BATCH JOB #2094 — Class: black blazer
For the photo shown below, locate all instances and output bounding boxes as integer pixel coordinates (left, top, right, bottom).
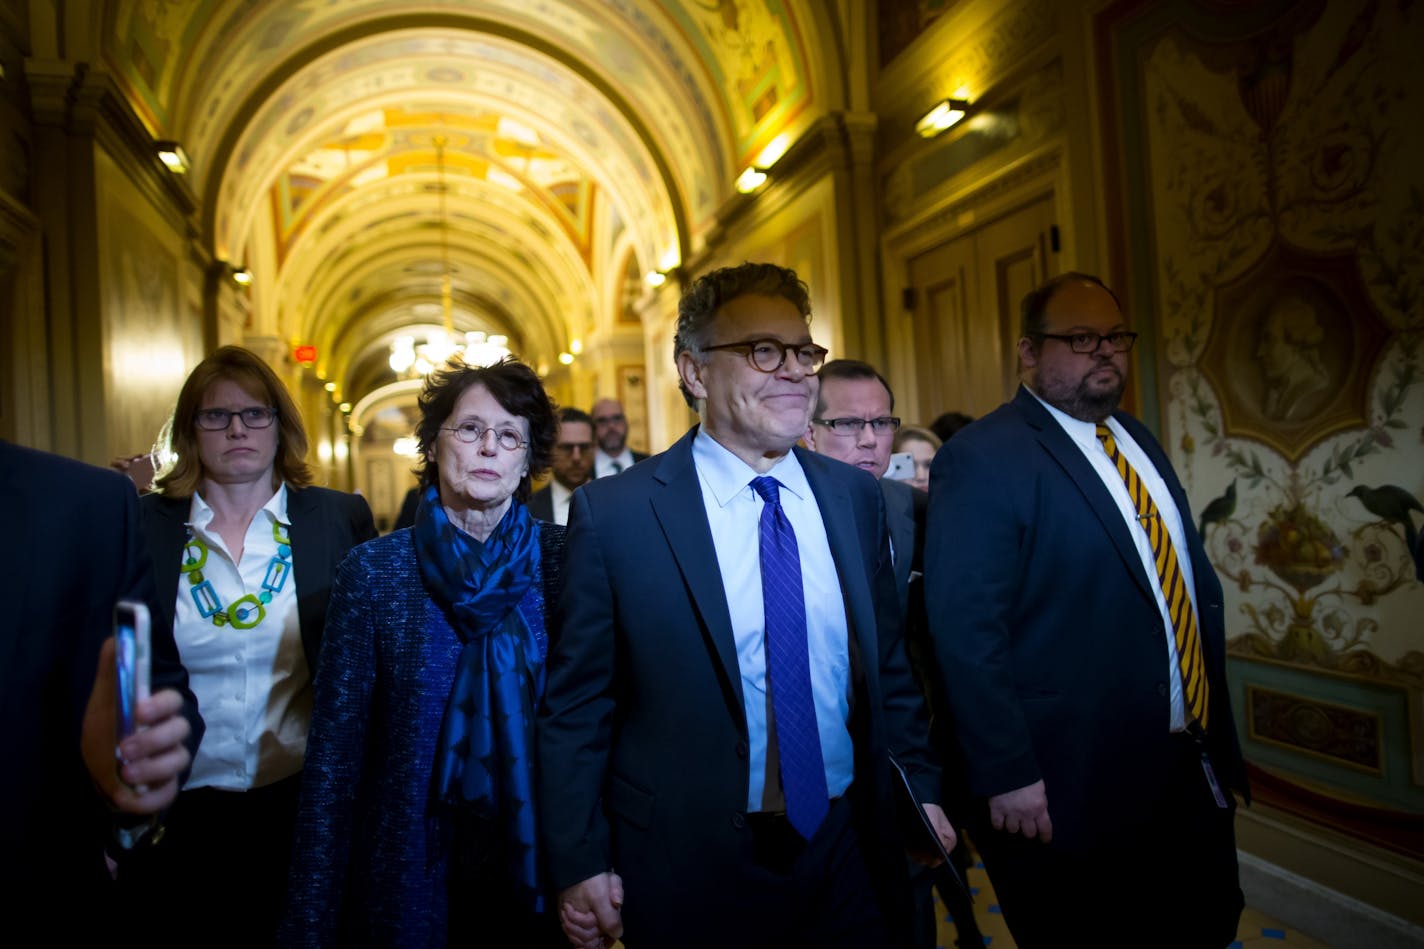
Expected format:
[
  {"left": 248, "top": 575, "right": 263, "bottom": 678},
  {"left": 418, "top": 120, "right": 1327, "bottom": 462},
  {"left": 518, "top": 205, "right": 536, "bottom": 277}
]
[
  {"left": 925, "top": 387, "right": 1245, "bottom": 850},
  {"left": 0, "top": 441, "right": 202, "bottom": 929},
  {"left": 526, "top": 484, "right": 556, "bottom": 523},
  {"left": 140, "top": 485, "right": 377, "bottom": 670},
  {"left": 537, "top": 427, "right": 938, "bottom": 946}
]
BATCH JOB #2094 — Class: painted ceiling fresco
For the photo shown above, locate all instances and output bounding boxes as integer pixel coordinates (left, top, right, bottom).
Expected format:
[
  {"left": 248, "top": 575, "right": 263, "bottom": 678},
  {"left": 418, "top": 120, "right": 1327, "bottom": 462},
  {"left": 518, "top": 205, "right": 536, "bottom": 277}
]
[{"left": 98, "top": 0, "right": 818, "bottom": 390}]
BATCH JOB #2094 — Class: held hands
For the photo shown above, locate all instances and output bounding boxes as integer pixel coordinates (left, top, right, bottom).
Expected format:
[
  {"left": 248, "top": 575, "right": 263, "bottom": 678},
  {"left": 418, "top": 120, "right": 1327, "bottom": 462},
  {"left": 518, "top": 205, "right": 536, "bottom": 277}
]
[
  {"left": 559, "top": 871, "right": 624, "bottom": 949},
  {"left": 81, "top": 636, "right": 192, "bottom": 814},
  {"left": 988, "top": 779, "right": 1052, "bottom": 843}
]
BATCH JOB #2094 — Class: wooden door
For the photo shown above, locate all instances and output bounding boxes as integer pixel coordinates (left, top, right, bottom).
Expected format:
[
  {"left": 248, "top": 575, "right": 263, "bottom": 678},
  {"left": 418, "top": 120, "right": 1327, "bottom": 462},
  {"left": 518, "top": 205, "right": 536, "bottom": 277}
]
[{"left": 905, "top": 194, "right": 1057, "bottom": 423}]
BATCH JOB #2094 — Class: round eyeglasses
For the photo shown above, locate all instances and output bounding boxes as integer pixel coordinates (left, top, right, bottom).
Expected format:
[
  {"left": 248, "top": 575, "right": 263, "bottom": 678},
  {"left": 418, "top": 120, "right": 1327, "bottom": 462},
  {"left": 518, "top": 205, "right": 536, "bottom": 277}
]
[
  {"left": 195, "top": 407, "right": 278, "bottom": 431},
  {"left": 441, "top": 422, "right": 528, "bottom": 451},
  {"left": 700, "top": 338, "right": 828, "bottom": 374}
]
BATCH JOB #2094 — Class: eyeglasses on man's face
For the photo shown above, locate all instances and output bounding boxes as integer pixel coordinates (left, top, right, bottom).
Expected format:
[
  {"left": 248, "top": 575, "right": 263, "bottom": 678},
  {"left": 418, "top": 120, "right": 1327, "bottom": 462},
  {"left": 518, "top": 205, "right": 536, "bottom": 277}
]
[
  {"left": 442, "top": 421, "right": 527, "bottom": 451},
  {"left": 195, "top": 407, "right": 278, "bottom": 431},
  {"left": 701, "top": 338, "right": 829, "bottom": 374},
  {"left": 812, "top": 416, "right": 901, "bottom": 436},
  {"left": 1033, "top": 330, "right": 1139, "bottom": 354}
]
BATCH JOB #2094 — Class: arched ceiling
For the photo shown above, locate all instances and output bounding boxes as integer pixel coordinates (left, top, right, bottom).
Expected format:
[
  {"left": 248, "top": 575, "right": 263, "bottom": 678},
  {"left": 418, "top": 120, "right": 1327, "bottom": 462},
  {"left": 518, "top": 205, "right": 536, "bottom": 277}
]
[{"left": 98, "top": 0, "right": 826, "bottom": 407}]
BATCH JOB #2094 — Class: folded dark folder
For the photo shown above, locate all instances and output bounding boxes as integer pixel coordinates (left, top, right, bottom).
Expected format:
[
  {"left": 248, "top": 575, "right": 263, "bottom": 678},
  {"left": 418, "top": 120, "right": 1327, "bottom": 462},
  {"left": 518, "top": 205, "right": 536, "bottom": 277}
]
[{"left": 888, "top": 751, "right": 970, "bottom": 899}]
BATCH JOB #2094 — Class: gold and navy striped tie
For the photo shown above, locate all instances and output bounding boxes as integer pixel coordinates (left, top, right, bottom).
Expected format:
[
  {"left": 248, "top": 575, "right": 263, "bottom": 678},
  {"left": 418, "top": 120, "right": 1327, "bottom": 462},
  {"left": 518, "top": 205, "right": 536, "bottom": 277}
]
[{"left": 1096, "top": 423, "right": 1209, "bottom": 729}]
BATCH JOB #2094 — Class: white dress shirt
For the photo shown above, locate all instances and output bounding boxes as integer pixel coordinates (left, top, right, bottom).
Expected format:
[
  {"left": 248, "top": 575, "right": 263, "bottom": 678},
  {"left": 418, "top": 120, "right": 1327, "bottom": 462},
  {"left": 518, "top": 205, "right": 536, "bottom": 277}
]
[
  {"left": 176, "top": 484, "right": 311, "bottom": 788},
  {"left": 594, "top": 448, "right": 636, "bottom": 478},
  {"left": 549, "top": 479, "right": 575, "bottom": 525},
  {"left": 1031, "top": 390, "right": 1198, "bottom": 731},
  {"left": 692, "top": 430, "right": 855, "bottom": 811}
]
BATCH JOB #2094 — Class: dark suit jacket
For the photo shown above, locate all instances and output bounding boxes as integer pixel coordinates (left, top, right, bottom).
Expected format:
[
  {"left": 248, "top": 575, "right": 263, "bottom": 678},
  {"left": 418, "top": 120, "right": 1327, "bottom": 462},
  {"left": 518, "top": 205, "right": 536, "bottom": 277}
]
[
  {"left": 527, "top": 484, "right": 555, "bottom": 523},
  {"left": 924, "top": 387, "right": 1245, "bottom": 852},
  {"left": 880, "top": 476, "right": 928, "bottom": 613},
  {"left": 538, "top": 427, "right": 938, "bottom": 946},
  {"left": 140, "top": 485, "right": 377, "bottom": 670},
  {"left": 0, "top": 441, "right": 202, "bottom": 928}
]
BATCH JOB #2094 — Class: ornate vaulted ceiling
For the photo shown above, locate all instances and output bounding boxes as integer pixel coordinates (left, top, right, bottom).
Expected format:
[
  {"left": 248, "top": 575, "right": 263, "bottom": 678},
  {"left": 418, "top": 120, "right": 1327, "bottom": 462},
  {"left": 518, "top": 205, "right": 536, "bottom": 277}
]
[{"left": 93, "top": 0, "right": 828, "bottom": 409}]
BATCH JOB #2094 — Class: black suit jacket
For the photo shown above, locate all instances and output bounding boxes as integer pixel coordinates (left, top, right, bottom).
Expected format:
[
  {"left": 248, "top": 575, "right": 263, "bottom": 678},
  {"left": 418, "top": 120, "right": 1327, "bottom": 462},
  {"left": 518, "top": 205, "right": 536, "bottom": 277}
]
[
  {"left": 0, "top": 441, "right": 202, "bottom": 928},
  {"left": 526, "top": 484, "right": 555, "bottom": 523},
  {"left": 140, "top": 485, "right": 376, "bottom": 670},
  {"left": 924, "top": 387, "right": 1245, "bottom": 851},
  {"left": 880, "top": 476, "right": 927, "bottom": 613},
  {"left": 538, "top": 427, "right": 938, "bottom": 945}
]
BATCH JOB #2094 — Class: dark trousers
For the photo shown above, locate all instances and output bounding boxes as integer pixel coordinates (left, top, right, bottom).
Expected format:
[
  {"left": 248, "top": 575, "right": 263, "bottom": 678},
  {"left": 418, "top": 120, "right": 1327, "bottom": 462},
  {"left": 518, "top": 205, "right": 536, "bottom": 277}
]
[
  {"left": 623, "top": 794, "right": 890, "bottom": 949},
  {"left": 118, "top": 774, "right": 302, "bottom": 948},
  {"left": 909, "top": 832, "right": 984, "bottom": 949},
  {"left": 974, "top": 735, "right": 1243, "bottom": 949}
]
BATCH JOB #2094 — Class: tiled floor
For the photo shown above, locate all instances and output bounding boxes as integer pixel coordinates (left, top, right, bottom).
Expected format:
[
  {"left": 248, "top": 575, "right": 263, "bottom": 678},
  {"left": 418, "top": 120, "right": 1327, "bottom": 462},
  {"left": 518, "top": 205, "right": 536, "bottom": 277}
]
[{"left": 935, "top": 854, "right": 1332, "bottom": 948}]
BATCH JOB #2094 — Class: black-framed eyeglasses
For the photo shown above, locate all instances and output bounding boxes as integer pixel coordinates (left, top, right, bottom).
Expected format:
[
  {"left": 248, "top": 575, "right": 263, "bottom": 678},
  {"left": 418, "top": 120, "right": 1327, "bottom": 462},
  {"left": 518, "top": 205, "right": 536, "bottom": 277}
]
[
  {"left": 441, "top": 422, "right": 527, "bottom": 451},
  {"left": 1033, "top": 331, "right": 1139, "bottom": 353},
  {"left": 701, "top": 338, "right": 828, "bottom": 374},
  {"left": 195, "top": 407, "right": 278, "bottom": 431},
  {"left": 812, "top": 416, "right": 901, "bottom": 436}
]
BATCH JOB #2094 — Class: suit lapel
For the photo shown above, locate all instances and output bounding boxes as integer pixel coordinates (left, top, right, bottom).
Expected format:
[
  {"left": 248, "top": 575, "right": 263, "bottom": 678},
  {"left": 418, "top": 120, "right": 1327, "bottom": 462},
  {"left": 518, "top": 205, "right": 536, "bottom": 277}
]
[
  {"left": 648, "top": 429, "right": 746, "bottom": 720},
  {"left": 284, "top": 487, "right": 327, "bottom": 664},
  {"left": 147, "top": 494, "right": 190, "bottom": 639},
  {"left": 1013, "top": 388, "right": 1157, "bottom": 604},
  {"left": 881, "top": 480, "right": 914, "bottom": 604}
]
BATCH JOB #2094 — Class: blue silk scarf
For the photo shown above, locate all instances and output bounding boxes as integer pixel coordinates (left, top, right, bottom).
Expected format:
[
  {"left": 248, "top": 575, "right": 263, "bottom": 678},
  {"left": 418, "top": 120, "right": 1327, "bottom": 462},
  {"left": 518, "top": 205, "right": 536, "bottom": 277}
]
[{"left": 414, "top": 484, "right": 547, "bottom": 911}]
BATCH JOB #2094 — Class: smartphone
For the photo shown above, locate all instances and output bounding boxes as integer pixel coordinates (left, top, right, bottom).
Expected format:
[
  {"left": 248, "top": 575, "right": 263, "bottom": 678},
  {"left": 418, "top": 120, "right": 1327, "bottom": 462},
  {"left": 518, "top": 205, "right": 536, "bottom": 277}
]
[
  {"left": 114, "top": 599, "right": 151, "bottom": 742},
  {"left": 884, "top": 451, "right": 915, "bottom": 481}
]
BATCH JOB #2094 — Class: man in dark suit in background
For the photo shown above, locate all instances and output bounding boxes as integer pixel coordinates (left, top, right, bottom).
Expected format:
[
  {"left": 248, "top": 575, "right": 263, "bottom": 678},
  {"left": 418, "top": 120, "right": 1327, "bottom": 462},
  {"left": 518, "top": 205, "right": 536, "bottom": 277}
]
[
  {"left": 590, "top": 397, "right": 649, "bottom": 477},
  {"left": 924, "top": 273, "right": 1247, "bottom": 947},
  {"left": 528, "top": 406, "right": 595, "bottom": 524},
  {"left": 804, "top": 358, "right": 982, "bottom": 949},
  {"left": 1, "top": 440, "right": 202, "bottom": 933},
  {"left": 539, "top": 262, "right": 954, "bottom": 949}
]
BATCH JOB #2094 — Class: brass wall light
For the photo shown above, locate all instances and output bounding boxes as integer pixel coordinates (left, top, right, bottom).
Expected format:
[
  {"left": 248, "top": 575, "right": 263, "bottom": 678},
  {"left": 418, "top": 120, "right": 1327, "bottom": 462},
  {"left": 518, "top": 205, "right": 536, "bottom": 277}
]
[
  {"left": 915, "top": 98, "right": 970, "bottom": 138},
  {"left": 155, "top": 141, "right": 191, "bottom": 174},
  {"left": 734, "top": 166, "right": 769, "bottom": 194}
]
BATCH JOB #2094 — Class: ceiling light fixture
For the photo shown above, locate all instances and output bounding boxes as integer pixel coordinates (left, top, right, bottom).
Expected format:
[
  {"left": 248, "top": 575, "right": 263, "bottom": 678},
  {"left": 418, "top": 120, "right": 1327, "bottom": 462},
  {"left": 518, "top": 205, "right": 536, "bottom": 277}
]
[
  {"left": 388, "top": 132, "right": 511, "bottom": 376},
  {"left": 915, "top": 98, "right": 970, "bottom": 138}
]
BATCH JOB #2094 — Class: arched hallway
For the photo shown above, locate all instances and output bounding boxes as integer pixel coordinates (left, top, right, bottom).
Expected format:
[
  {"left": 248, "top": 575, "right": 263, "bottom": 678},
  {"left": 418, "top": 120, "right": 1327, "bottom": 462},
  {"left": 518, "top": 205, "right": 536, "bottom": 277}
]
[{"left": 2, "top": 2, "right": 1421, "bottom": 944}]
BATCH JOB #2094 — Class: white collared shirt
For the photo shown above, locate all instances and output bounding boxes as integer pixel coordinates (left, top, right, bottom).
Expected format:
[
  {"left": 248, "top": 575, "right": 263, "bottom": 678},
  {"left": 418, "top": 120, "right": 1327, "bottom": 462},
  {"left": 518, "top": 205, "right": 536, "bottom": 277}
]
[
  {"left": 1030, "top": 389, "right": 1198, "bottom": 731},
  {"left": 550, "top": 479, "right": 575, "bottom": 525},
  {"left": 176, "top": 484, "right": 310, "bottom": 788},
  {"left": 692, "top": 430, "right": 855, "bottom": 810},
  {"left": 594, "top": 448, "right": 636, "bottom": 479}
]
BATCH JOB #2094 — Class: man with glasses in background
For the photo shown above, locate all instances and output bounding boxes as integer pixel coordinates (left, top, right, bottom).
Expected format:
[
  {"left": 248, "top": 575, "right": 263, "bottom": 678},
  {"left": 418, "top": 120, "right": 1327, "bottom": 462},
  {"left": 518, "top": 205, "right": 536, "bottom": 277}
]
[
  {"left": 528, "top": 406, "right": 595, "bottom": 525},
  {"left": 539, "top": 262, "right": 953, "bottom": 949},
  {"left": 923, "top": 272, "right": 1247, "bottom": 947},
  {"left": 590, "top": 398, "right": 649, "bottom": 477},
  {"left": 803, "top": 359, "right": 983, "bottom": 949}
]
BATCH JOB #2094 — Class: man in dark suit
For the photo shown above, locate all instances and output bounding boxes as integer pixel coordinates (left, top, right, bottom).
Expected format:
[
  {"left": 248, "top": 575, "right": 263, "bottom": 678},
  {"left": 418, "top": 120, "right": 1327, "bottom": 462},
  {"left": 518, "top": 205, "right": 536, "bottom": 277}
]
[
  {"left": 590, "top": 397, "right": 649, "bottom": 477},
  {"left": 528, "top": 406, "right": 595, "bottom": 524},
  {"left": 1, "top": 440, "right": 202, "bottom": 933},
  {"left": 539, "top": 263, "right": 953, "bottom": 949},
  {"left": 924, "top": 273, "right": 1247, "bottom": 947}
]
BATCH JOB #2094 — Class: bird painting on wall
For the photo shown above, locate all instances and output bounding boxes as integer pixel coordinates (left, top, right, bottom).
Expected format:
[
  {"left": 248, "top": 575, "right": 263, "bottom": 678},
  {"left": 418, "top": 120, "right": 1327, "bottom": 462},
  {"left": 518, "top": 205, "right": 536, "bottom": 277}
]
[
  {"left": 1346, "top": 484, "right": 1423, "bottom": 554},
  {"left": 1198, "top": 480, "right": 1237, "bottom": 537}
]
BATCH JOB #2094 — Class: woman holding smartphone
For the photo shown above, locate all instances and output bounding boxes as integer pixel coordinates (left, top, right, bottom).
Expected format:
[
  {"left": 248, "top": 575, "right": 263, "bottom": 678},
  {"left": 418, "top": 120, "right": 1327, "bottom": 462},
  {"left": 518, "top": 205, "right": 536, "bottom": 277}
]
[{"left": 126, "top": 346, "right": 376, "bottom": 944}]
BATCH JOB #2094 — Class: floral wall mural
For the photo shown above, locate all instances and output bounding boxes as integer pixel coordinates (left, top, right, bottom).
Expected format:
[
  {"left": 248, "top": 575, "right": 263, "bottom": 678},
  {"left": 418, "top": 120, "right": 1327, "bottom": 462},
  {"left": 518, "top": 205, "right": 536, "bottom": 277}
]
[{"left": 1110, "top": 0, "right": 1423, "bottom": 823}]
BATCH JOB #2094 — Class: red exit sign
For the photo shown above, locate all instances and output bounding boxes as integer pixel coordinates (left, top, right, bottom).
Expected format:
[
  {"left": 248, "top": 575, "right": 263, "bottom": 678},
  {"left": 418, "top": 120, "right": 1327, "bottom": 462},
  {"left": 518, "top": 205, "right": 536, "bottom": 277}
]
[{"left": 294, "top": 345, "right": 317, "bottom": 365}]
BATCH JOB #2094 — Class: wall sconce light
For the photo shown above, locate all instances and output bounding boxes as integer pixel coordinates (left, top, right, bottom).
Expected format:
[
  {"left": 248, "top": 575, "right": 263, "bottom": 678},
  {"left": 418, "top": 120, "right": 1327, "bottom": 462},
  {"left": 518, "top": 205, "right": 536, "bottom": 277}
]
[
  {"left": 558, "top": 351, "right": 575, "bottom": 366},
  {"left": 230, "top": 266, "right": 253, "bottom": 287},
  {"left": 915, "top": 98, "right": 970, "bottom": 138},
  {"left": 155, "top": 141, "right": 191, "bottom": 174},
  {"left": 735, "top": 166, "right": 768, "bottom": 194},
  {"left": 324, "top": 381, "right": 337, "bottom": 393},
  {"left": 338, "top": 402, "right": 352, "bottom": 414},
  {"left": 644, "top": 270, "right": 667, "bottom": 288}
]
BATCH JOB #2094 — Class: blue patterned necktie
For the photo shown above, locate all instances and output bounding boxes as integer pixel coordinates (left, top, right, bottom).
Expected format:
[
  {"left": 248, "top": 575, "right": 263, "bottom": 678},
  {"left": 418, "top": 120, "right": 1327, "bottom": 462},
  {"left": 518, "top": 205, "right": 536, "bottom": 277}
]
[{"left": 749, "top": 476, "right": 829, "bottom": 840}]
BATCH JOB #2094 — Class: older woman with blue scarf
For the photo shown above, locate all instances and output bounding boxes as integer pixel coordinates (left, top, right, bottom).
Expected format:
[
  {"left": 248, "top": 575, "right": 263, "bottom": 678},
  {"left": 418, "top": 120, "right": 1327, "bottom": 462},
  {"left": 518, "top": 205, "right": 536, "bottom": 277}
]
[{"left": 284, "top": 357, "right": 566, "bottom": 946}]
